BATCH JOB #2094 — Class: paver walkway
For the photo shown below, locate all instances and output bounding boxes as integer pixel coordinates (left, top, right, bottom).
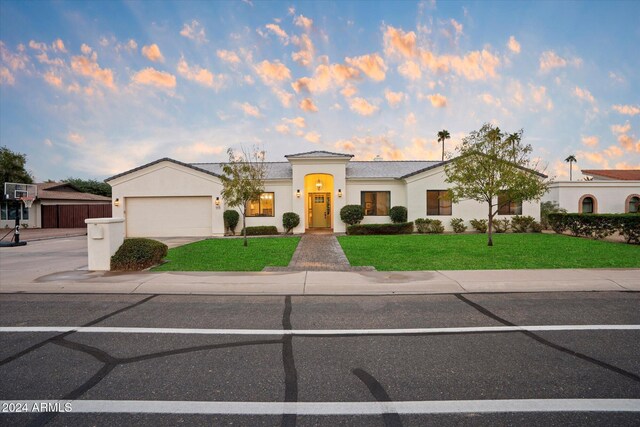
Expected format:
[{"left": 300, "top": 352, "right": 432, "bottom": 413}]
[{"left": 265, "top": 234, "right": 374, "bottom": 271}]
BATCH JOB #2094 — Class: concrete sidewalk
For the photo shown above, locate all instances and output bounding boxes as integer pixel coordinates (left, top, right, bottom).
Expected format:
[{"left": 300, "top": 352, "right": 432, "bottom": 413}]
[{"left": 1, "top": 268, "right": 638, "bottom": 295}]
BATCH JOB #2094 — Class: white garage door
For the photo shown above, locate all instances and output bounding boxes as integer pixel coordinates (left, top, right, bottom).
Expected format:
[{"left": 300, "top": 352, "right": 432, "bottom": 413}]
[{"left": 125, "top": 196, "right": 212, "bottom": 237}]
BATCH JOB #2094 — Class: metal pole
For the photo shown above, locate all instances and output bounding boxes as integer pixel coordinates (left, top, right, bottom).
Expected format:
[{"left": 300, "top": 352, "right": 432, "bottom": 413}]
[{"left": 14, "top": 200, "right": 20, "bottom": 244}]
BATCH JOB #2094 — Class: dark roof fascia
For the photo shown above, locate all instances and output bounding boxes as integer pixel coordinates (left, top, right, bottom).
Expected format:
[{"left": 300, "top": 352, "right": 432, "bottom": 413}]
[
  {"left": 401, "top": 156, "right": 548, "bottom": 179},
  {"left": 285, "top": 150, "right": 354, "bottom": 159},
  {"left": 400, "top": 159, "right": 450, "bottom": 179},
  {"left": 104, "top": 157, "right": 223, "bottom": 183}
]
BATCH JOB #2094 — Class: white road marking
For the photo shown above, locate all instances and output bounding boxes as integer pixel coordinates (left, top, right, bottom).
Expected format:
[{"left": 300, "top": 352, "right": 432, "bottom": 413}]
[
  {"left": 0, "top": 325, "right": 639, "bottom": 335},
  {"left": 1, "top": 399, "right": 639, "bottom": 414}
]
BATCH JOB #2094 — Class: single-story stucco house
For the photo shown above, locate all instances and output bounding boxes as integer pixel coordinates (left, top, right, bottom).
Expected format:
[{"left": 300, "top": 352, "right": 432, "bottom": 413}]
[
  {"left": 105, "top": 150, "right": 544, "bottom": 237},
  {"left": 543, "top": 169, "right": 640, "bottom": 214},
  {"left": 1, "top": 182, "right": 112, "bottom": 229}
]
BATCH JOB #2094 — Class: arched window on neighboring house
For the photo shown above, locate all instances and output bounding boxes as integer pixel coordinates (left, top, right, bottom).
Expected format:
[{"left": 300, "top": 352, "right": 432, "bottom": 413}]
[
  {"left": 626, "top": 194, "right": 640, "bottom": 213},
  {"left": 579, "top": 195, "right": 597, "bottom": 214}
]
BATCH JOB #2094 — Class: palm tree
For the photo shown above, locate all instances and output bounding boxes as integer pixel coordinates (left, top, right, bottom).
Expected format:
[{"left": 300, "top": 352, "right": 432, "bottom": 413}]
[
  {"left": 565, "top": 155, "right": 577, "bottom": 181},
  {"left": 437, "top": 130, "right": 450, "bottom": 161}
]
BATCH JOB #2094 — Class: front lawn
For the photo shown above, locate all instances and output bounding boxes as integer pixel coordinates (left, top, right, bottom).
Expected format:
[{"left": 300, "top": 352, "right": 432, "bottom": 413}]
[
  {"left": 152, "top": 237, "right": 300, "bottom": 271},
  {"left": 337, "top": 233, "right": 640, "bottom": 270}
]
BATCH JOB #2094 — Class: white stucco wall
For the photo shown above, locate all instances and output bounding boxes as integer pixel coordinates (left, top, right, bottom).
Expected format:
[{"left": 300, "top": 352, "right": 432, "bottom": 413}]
[
  {"left": 405, "top": 168, "right": 540, "bottom": 231},
  {"left": 543, "top": 181, "right": 640, "bottom": 213},
  {"left": 108, "top": 161, "right": 225, "bottom": 236}
]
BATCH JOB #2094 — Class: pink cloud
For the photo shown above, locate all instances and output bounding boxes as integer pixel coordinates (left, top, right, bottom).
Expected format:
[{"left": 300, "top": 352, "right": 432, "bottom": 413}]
[
  {"left": 539, "top": 50, "right": 582, "bottom": 73},
  {"left": 611, "top": 123, "right": 631, "bottom": 135},
  {"left": 574, "top": 86, "right": 595, "bottom": 103},
  {"left": 427, "top": 93, "right": 447, "bottom": 108},
  {"left": 581, "top": 136, "right": 599, "bottom": 147},
  {"left": 177, "top": 57, "right": 225, "bottom": 90},
  {"left": 71, "top": 54, "right": 115, "bottom": 89},
  {"left": 397, "top": 60, "right": 422, "bottom": 80},
  {"left": 255, "top": 60, "right": 291, "bottom": 85},
  {"left": 304, "top": 131, "right": 321, "bottom": 143},
  {"left": 217, "top": 50, "right": 241, "bottom": 65},
  {"left": 612, "top": 104, "right": 640, "bottom": 116},
  {"left": 265, "top": 23, "right": 289, "bottom": 44},
  {"left": 383, "top": 26, "right": 417, "bottom": 59},
  {"left": 294, "top": 15, "right": 313, "bottom": 31},
  {"left": 299, "top": 98, "right": 318, "bottom": 112},
  {"left": 132, "top": 67, "right": 176, "bottom": 89},
  {"left": 272, "top": 87, "right": 294, "bottom": 107},
  {"left": 349, "top": 97, "right": 378, "bottom": 116},
  {"left": 291, "top": 34, "right": 314, "bottom": 67},
  {"left": 141, "top": 44, "right": 164, "bottom": 62},
  {"left": 345, "top": 53, "right": 387, "bottom": 81},
  {"left": 507, "top": 36, "right": 521, "bottom": 54},
  {"left": 384, "top": 89, "right": 405, "bottom": 108},
  {"left": 239, "top": 102, "right": 261, "bottom": 118},
  {"left": 43, "top": 70, "right": 63, "bottom": 87},
  {"left": 180, "top": 20, "right": 208, "bottom": 43}
]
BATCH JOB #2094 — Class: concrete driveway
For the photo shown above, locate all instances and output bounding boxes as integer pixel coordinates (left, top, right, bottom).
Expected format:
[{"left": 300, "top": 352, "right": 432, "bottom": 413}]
[{"left": 0, "top": 236, "right": 88, "bottom": 285}]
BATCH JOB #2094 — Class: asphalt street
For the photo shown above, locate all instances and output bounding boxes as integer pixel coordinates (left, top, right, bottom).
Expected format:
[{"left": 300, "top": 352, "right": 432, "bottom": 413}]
[{"left": 1, "top": 292, "right": 639, "bottom": 426}]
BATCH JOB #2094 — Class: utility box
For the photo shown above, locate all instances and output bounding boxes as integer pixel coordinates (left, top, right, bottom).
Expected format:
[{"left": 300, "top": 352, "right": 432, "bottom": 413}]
[{"left": 85, "top": 217, "right": 125, "bottom": 271}]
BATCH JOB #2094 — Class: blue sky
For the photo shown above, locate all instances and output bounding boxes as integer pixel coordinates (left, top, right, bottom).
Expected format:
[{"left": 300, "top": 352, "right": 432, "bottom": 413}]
[{"left": 1, "top": 0, "right": 638, "bottom": 182}]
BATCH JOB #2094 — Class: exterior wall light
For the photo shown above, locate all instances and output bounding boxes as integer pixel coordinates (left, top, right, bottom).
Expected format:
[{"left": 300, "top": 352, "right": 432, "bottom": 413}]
[
  {"left": 215, "top": 196, "right": 221, "bottom": 208},
  {"left": 296, "top": 189, "right": 301, "bottom": 198},
  {"left": 316, "top": 179, "right": 322, "bottom": 190},
  {"left": 114, "top": 198, "right": 120, "bottom": 207},
  {"left": 337, "top": 189, "right": 343, "bottom": 198}
]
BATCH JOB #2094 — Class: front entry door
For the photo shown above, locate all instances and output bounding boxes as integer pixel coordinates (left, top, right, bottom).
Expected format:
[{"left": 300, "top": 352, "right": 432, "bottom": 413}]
[{"left": 309, "top": 192, "right": 331, "bottom": 228}]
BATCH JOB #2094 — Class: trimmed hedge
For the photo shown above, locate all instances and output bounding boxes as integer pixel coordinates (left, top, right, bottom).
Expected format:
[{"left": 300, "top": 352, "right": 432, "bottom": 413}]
[
  {"left": 347, "top": 222, "right": 414, "bottom": 235},
  {"left": 492, "top": 218, "right": 510, "bottom": 233},
  {"left": 389, "top": 206, "right": 408, "bottom": 223},
  {"left": 470, "top": 218, "right": 488, "bottom": 233},
  {"left": 415, "top": 218, "right": 444, "bottom": 234},
  {"left": 240, "top": 226, "right": 279, "bottom": 236},
  {"left": 111, "top": 238, "right": 168, "bottom": 271},
  {"left": 340, "top": 204, "right": 365, "bottom": 225},
  {"left": 282, "top": 212, "right": 300, "bottom": 234},
  {"left": 548, "top": 213, "right": 640, "bottom": 244},
  {"left": 223, "top": 210, "right": 240, "bottom": 235},
  {"left": 450, "top": 218, "right": 467, "bottom": 233}
]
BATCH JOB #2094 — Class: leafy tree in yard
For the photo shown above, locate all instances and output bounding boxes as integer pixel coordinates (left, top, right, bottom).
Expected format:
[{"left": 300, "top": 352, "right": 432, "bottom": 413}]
[
  {"left": 64, "top": 177, "right": 112, "bottom": 197},
  {"left": 1, "top": 146, "right": 34, "bottom": 193},
  {"left": 220, "top": 146, "right": 268, "bottom": 247},
  {"left": 445, "top": 123, "right": 549, "bottom": 246}
]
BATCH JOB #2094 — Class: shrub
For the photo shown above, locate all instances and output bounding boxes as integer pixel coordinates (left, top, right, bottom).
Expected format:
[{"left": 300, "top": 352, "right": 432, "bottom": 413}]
[
  {"left": 346, "top": 222, "right": 414, "bottom": 235},
  {"left": 530, "top": 221, "right": 543, "bottom": 233},
  {"left": 111, "top": 238, "right": 168, "bottom": 271},
  {"left": 450, "top": 218, "right": 467, "bottom": 233},
  {"left": 414, "top": 218, "right": 444, "bottom": 234},
  {"left": 223, "top": 210, "right": 240, "bottom": 235},
  {"left": 340, "top": 204, "right": 365, "bottom": 225},
  {"left": 470, "top": 218, "right": 488, "bottom": 233},
  {"left": 240, "top": 226, "right": 279, "bottom": 236},
  {"left": 282, "top": 212, "right": 300, "bottom": 234},
  {"left": 547, "top": 213, "right": 640, "bottom": 243},
  {"left": 511, "top": 215, "right": 536, "bottom": 233},
  {"left": 541, "top": 201, "right": 567, "bottom": 230},
  {"left": 389, "top": 206, "right": 408, "bottom": 223}
]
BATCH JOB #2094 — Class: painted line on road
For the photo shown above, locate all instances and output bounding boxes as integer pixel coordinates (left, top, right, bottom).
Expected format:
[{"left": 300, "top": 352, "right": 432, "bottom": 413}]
[
  {"left": 1, "top": 325, "right": 639, "bottom": 336},
  {"left": 1, "top": 399, "right": 639, "bottom": 414}
]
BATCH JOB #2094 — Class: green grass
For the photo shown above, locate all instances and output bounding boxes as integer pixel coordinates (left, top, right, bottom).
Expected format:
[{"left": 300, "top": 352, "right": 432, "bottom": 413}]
[
  {"left": 337, "top": 233, "right": 640, "bottom": 270},
  {"left": 152, "top": 237, "right": 300, "bottom": 271}
]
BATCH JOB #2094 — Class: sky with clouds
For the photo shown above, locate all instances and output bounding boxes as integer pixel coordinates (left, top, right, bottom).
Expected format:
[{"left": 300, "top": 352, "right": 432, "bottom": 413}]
[{"left": 1, "top": 0, "right": 639, "bottom": 182}]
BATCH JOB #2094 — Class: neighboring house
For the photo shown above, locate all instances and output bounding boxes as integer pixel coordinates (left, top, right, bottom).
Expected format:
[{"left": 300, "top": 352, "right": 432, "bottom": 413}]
[
  {"left": 1, "top": 182, "right": 112, "bottom": 229},
  {"left": 106, "top": 151, "right": 544, "bottom": 237},
  {"left": 543, "top": 169, "right": 640, "bottom": 214}
]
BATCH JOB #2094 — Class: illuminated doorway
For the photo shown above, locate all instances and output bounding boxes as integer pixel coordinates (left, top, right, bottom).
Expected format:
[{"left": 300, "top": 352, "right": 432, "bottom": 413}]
[{"left": 304, "top": 174, "right": 333, "bottom": 229}]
